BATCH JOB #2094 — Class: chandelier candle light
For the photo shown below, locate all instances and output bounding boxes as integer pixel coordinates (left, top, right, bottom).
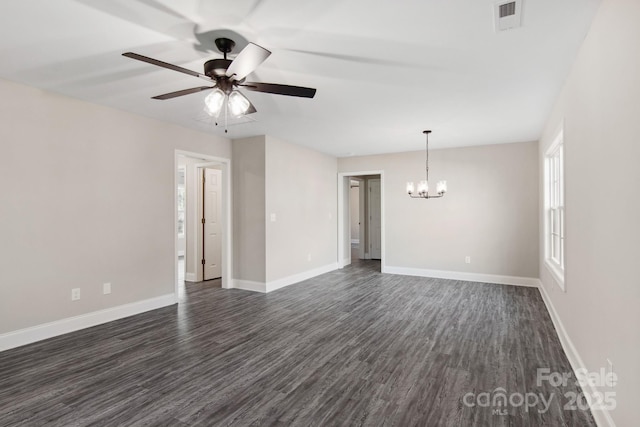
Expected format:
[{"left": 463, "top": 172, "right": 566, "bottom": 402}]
[{"left": 406, "top": 130, "right": 447, "bottom": 199}]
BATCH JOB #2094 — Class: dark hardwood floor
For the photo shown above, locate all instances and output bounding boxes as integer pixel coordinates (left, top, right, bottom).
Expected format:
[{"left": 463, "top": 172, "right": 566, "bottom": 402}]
[{"left": 0, "top": 257, "right": 595, "bottom": 426}]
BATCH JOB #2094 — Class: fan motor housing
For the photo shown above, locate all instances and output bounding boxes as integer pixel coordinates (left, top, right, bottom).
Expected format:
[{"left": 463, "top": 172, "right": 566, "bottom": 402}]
[{"left": 204, "top": 59, "right": 232, "bottom": 78}]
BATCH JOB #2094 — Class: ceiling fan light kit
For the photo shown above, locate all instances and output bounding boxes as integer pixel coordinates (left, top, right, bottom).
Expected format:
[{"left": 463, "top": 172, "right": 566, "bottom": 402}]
[
  {"left": 227, "top": 90, "right": 251, "bottom": 116},
  {"left": 122, "top": 37, "right": 317, "bottom": 132},
  {"left": 407, "top": 130, "right": 447, "bottom": 199},
  {"left": 204, "top": 88, "right": 225, "bottom": 117},
  {"left": 204, "top": 88, "right": 251, "bottom": 118}
]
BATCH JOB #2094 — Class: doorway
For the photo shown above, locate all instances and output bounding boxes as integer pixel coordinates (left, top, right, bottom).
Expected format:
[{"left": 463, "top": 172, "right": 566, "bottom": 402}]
[
  {"left": 338, "top": 171, "right": 384, "bottom": 271},
  {"left": 175, "top": 151, "right": 232, "bottom": 301}
]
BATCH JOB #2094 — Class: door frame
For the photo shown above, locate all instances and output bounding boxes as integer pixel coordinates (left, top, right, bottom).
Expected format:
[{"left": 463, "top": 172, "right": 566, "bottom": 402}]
[
  {"left": 348, "top": 177, "right": 366, "bottom": 260},
  {"left": 337, "top": 170, "right": 385, "bottom": 271},
  {"left": 174, "top": 150, "right": 232, "bottom": 301}
]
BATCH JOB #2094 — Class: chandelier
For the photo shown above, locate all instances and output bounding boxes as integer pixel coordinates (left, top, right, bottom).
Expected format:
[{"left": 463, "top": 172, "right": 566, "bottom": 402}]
[{"left": 406, "top": 130, "right": 447, "bottom": 199}]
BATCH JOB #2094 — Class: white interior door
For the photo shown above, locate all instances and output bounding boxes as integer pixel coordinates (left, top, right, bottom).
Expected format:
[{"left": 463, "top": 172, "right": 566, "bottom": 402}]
[
  {"left": 203, "top": 168, "right": 222, "bottom": 280},
  {"left": 368, "top": 178, "right": 381, "bottom": 259}
]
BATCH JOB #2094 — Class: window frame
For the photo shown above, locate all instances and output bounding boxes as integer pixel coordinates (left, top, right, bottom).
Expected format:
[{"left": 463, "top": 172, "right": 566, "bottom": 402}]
[
  {"left": 544, "top": 129, "right": 565, "bottom": 290},
  {"left": 177, "top": 166, "right": 186, "bottom": 238}
]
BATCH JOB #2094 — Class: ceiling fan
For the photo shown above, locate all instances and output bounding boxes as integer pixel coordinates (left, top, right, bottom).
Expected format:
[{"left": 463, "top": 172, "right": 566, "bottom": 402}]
[{"left": 122, "top": 38, "right": 316, "bottom": 130}]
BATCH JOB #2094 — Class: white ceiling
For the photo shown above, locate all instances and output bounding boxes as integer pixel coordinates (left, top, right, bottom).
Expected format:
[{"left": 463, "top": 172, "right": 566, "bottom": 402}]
[{"left": 0, "top": 0, "right": 600, "bottom": 156}]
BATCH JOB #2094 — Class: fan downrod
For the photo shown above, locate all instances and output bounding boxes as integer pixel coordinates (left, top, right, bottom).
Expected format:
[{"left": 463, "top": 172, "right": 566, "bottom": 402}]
[
  {"left": 214, "top": 38, "right": 236, "bottom": 59},
  {"left": 204, "top": 38, "right": 237, "bottom": 80}
]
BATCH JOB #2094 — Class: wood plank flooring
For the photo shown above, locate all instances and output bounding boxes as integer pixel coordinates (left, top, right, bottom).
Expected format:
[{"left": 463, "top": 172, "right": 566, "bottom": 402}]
[{"left": 0, "top": 260, "right": 596, "bottom": 426}]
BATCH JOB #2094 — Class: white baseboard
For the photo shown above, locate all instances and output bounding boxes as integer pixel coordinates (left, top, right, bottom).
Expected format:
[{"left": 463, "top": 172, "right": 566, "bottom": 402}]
[
  {"left": 0, "top": 294, "right": 176, "bottom": 352},
  {"left": 231, "top": 279, "right": 267, "bottom": 293},
  {"left": 538, "top": 282, "right": 615, "bottom": 427},
  {"left": 266, "top": 263, "right": 339, "bottom": 292},
  {"left": 350, "top": 239, "right": 360, "bottom": 244},
  {"left": 384, "top": 266, "right": 539, "bottom": 287},
  {"left": 185, "top": 272, "right": 197, "bottom": 282},
  {"left": 230, "top": 263, "right": 339, "bottom": 294},
  {"left": 341, "top": 257, "right": 351, "bottom": 268}
]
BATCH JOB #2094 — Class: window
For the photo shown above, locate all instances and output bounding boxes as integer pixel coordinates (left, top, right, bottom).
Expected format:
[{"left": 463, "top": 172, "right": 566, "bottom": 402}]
[
  {"left": 177, "top": 167, "right": 186, "bottom": 237},
  {"left": 545, "top": 130, "right": 564, "bottom": 289}
]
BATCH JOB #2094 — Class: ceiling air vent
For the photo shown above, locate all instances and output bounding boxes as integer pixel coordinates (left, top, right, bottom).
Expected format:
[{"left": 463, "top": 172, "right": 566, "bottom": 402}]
[
  {"left": 499, "top": 2, "right": 516, "bottom": 18},
  {"left": 495, "top": 0, "right": 522, "bottom": 32}
]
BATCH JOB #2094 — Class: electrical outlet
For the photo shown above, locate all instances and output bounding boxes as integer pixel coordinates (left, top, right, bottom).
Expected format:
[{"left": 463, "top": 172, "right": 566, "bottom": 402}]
[
  {"left": 103, "top": 282, "right": 112, "bottom": 295},
  {"left": 71, "top": 288, "right": 81, "bottom": 301},
  {"left": 270, "top": 213, "right": 276, "bottom": 222},
  {"left": 465, "top": 256, "right": 471, "bottom": 264},
  {"left": 307, "top": 253, "right": 312, "bottom": 261}
]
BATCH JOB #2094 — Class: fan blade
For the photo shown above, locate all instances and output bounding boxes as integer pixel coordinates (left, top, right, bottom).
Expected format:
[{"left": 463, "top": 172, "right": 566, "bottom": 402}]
[
  {"left": 77, "top": 0, "right": 195, "bottom": 40},
  {"left": 242, "top": 82, "right": 316, "bottom": 98},
  {"left": 246, "top": 0, "right": 267, "bottom": 19},
  {"left": 152, "top": 86, "right": 215, "bottom": 100},
  {"left": 135, "top": 0, "right": 190, "bottom": 20},
  {"left": 284, "top": 48, "right": 416, "bottom": 68},
  {"left": 225, "top": 43, "right": 271, "bottom": 81},
  {"left": 122, "top": 52, "right": 213, "bottom": 82}
]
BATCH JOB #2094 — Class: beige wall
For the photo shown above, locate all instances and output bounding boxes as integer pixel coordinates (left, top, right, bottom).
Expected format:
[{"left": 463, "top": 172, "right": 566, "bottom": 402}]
[
  {"left": 232, "top": 136, "right": 266, "bottom": 283},
  {"left": 0, "top": 78, "right": 231, "bottom": 334},
  {"left": 265, "top": 136, "right": 338, "bottom": 282},
  {"left": 339, "top": 141, "right": 539, "bottom": 277},
  {"left": 538, "top": 0, "right": 640, "bottom": 425}
]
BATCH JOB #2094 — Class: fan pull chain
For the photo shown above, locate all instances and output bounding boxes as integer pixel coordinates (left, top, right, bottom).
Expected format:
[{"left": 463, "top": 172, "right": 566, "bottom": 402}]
[{"left": 224, "top": 100, "right": 228, "bottom": 133}]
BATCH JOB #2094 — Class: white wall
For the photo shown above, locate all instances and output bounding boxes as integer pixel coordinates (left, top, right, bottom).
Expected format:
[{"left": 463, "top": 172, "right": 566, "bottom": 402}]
[
  {"left": 339, "top": 141, "right": 539, "bottom": 280},
  {"left": 0, "top": 78, "right": 231, "bottom": 335},
  {"left": 265, "top": 136, "right": 337, "bottom": 283},
  {"left": 538, "top": 0, "right": 640, "bottom": 425}
]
